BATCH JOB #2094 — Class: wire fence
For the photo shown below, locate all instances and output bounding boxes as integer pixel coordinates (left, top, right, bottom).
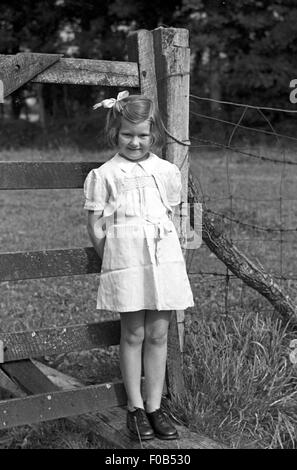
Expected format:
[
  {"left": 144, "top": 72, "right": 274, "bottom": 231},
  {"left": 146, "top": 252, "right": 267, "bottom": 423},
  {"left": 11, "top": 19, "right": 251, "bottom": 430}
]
[{"left": 180, "top": 93, "right": 297, "bottom": 313}]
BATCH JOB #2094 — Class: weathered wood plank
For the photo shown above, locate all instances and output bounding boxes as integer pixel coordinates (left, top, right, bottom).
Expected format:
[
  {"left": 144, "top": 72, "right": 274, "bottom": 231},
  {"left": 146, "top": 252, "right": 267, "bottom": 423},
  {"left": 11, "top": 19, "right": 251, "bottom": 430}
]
[
  {"left": 153, "top": 26, "right": 190, "bottom": 197},
  {"left": 92, "top": 406, "right": 228, "bottom": 449},
  {"left": 86, "top": 406, "right": 144, "bottom": 449},
  {"left": 0, "top": 359, "right": 227, "bottom": 448},
  {"left": 0, "top": 247, "right": 101, "bottom": 281},
  {"left": 32, "top": 57, "right": 139, "bottom": 87},
  {"left": 0, "top": 368, "right": 27, "bottom": 399},
  {"left": 0, "top": 55, "right": 139, "bottom": 88},
  {"left": 0, "top": 162, "right": 100, "bottom": 190},
  {"left": 166, "top": 312, "right": 185, "bottom": 398},
  {"left": 0, "top": 53, "right": 61, "bottom": 99},
  {"left": 0, "top": 361, "right": 227, "bottom": 448},
  {"left": 127, "top": 30, "right": 158, "bottom": 102},
  {"left": 0, "top": 359, "right": 81, "bottom": 398},
  {"left": 0, "top": 320, "right": 120, "bottom": 362},
  {"left": 1, "top": 360, "right": 60, "bottom": 395},
  {"left": 32, "top": 360, "right": 83, "bottom": 390},
  {"left": 0, "top": 380, "right": 127, "bottom": 429},
  {"left": 153, "top": 27, "right": 191, "bottom": 396}
]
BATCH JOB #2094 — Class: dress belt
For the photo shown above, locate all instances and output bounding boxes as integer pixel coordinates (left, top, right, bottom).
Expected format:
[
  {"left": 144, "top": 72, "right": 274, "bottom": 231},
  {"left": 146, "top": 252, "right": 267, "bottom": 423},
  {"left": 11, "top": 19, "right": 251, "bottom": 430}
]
[
  {"left": 105, "top": 215, "right": 174, "bottom": 265},
  {"left": 144, "top": 217, "right": 173, "bottom": 265}
]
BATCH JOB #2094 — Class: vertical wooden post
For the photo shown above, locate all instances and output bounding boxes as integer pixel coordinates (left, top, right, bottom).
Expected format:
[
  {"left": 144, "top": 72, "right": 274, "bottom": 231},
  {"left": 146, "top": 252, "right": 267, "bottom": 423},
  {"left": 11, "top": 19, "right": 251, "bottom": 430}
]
[
  {"left": 153, "top": 27, "right": 190, "bottom": 353},
  {"left": 127, "top": 30, "right": 158, "bottom": 102},
  {"left": 152, "top": 27, "right": 190, "bottom": 397},
  {"left": 0, "top": 341, "right": 4, "bottom": 363}
]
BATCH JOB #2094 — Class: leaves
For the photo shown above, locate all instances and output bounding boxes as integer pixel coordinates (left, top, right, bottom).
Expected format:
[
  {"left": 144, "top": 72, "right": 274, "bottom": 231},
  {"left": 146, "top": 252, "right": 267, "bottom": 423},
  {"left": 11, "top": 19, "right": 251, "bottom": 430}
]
[
  {"left": 183, "top": 0, "right": 297, "bottom": 110},
  {"left": 1, "top": 0, "right": 297, "bottom": 120}
]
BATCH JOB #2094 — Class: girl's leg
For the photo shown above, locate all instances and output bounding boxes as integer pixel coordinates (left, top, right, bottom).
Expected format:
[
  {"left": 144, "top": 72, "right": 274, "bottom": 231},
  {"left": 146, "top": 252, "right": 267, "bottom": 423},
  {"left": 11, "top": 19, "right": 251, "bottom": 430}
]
[
  {"left": 143, "top": 310, "right": 172, "bottom": 413},
  {"left": 120, "top": 310, "right": 146, "bottom": 410}
]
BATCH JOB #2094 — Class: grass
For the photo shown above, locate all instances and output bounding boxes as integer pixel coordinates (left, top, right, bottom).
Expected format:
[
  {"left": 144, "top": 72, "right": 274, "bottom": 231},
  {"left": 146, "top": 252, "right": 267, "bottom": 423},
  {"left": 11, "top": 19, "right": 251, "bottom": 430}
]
[
  {"left": 1, "top": 142, "right": 297, "bottom": 448},
  {"left": 180, "top": 312, "right": 297, "bottom": 448}
]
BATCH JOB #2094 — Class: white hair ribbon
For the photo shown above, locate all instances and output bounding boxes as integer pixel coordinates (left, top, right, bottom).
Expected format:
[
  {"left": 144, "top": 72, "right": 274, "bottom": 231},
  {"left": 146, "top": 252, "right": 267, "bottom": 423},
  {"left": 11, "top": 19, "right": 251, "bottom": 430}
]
[{"left": 93, "top": 90, "right": 129, "bottom": 110}]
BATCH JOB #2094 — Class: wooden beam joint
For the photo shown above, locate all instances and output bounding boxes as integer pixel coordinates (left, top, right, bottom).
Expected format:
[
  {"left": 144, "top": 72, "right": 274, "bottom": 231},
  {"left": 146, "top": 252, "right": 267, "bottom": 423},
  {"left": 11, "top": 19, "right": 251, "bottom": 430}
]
[{"left": 0, "top": 52, "right": 62, "bottom": 99}]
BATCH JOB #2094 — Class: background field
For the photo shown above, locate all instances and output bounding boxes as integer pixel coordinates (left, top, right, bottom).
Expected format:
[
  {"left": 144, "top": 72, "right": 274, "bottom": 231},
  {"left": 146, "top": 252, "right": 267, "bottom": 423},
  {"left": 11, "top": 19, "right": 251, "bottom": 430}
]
[{"left": 1, "top": 144, "right": 297, "bottom": 448}]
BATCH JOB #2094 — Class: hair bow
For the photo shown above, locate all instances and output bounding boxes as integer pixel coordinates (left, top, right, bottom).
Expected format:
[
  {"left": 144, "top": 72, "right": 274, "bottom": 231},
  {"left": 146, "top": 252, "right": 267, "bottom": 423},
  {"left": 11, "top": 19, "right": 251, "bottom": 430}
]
[{"left": 93, "top": 90, "right": 129, "bottom": 110}]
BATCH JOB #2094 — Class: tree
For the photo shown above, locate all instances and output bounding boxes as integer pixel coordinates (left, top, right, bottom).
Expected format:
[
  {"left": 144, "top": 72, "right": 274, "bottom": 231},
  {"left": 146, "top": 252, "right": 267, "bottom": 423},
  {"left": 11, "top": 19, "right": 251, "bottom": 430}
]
[
  {"left": 0, "top": 0, "right": 65, "bottom": 119},
  {"left": 2, "top": 0, "right": 296, "bottom": 128},
  {"left": 0, "top": 0, "right": 185, "bottom": 122},
  {"left": 179, "top": 0, "right": 297, "bottom": 128}
]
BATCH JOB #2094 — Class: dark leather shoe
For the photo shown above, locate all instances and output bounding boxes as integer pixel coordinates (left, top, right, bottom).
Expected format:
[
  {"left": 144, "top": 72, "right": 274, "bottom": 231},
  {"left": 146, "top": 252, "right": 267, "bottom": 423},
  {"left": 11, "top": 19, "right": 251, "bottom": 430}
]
[
  {"left": 127, "top": 408, "right": 155, "bottom": 440},
  {"left": 147, "top": 408, "right": 179, "bottom": 440}
]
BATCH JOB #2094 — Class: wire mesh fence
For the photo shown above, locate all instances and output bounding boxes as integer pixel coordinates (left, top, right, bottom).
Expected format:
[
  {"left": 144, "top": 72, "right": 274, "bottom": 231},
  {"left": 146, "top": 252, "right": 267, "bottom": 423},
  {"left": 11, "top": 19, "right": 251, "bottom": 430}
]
[{"left": 178, "top": 93, "right": 297, "bottom": 314}]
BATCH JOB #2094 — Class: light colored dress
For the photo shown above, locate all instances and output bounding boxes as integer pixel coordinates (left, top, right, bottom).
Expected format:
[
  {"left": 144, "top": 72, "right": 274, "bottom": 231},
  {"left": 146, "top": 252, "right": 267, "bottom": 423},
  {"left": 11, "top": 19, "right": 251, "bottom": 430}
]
[{"left": 83, "top": 152, "right": 194, "bottom": 312}]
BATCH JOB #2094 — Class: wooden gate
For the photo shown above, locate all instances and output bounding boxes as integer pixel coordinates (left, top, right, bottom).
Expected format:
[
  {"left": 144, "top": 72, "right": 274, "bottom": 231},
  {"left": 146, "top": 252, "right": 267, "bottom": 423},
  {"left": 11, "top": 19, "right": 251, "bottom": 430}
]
[{"left": 0, "top": 27, "right": 225, "bottom": 449}]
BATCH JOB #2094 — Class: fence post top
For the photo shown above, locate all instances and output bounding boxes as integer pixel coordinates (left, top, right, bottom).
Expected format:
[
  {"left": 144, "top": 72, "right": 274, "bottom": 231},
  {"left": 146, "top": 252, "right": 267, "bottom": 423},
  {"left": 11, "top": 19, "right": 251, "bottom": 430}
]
[{"left": 152, "top": 26, "right": 189, "bottom": 47}]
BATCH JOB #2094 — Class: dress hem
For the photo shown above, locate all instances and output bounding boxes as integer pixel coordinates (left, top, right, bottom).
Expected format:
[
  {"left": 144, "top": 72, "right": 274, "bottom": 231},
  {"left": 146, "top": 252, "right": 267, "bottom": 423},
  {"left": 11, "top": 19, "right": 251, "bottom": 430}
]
[{"left": 95, "top": 303, "right": 195, "bottom": 312}]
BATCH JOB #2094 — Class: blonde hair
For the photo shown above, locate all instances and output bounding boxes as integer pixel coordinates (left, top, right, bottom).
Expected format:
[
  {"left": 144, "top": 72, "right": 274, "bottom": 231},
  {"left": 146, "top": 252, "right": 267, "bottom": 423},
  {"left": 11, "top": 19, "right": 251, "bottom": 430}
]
[{"left": 105, "top": 94, "right": 165, "bottom": 149}]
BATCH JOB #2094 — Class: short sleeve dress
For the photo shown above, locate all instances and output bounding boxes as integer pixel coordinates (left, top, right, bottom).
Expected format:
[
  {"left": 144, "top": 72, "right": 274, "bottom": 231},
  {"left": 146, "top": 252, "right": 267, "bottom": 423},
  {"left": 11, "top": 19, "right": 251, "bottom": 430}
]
[{"left": 84, "top": 152, "right": 194, "bottom": 312}]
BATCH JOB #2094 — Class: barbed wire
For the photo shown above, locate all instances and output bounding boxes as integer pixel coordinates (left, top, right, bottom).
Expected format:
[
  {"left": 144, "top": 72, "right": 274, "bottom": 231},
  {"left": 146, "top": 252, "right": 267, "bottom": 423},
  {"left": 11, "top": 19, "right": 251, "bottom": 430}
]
[
  {"left": 204, "top": 195, "right": 297, "bottom": 202},
  {"left": 204, "top": 207, "right": 297, "bottom": 232},
  {"left": 187, "top": 93, "right": 297, "bottom": 307},
  {"left": 199, "top": 193, "right": 297, "bottom": 204},
  {"left": 189, "top": 136, "right": 297, "bottom": 165},
  {"left": 161, "top": 90, "right": 297, "bottom": 308},
  {"left": 189, "top": 93, "right": 297, "bottom": 113},
  {"left": 189, "top": 239, "right": 297, "bottom": 250},
  {"left": 189, "top": 108, "right": 297, "bottom": 143},
  {"left": 188, "top": 271, "right": 297, "bottom": 282}
]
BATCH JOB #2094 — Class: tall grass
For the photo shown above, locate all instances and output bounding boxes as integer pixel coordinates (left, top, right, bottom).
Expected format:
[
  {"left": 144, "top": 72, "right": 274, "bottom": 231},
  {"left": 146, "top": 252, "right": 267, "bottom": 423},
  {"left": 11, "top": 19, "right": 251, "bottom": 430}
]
[{"left": 175, "top": 311, "right": 297, "bottom": 448}]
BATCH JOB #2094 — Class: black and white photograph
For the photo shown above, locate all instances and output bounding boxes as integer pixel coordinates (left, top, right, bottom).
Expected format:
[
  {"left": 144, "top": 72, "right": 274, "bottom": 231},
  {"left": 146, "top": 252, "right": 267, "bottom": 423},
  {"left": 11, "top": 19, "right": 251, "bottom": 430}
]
[{"left": 0, "top": 0, "right": 297, "bottom": 453}]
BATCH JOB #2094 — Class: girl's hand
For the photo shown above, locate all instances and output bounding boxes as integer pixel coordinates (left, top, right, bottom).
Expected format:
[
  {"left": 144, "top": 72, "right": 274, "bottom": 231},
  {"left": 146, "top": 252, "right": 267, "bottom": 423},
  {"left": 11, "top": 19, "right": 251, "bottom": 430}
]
[{"left": 87, "top": 210, "right": 106, "bottom": 260}]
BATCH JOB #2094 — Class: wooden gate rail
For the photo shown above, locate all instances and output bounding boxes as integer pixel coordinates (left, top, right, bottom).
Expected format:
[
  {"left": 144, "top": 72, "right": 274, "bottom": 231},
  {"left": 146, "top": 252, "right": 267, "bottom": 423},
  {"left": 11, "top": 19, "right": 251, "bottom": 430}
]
[
  {"left": 0, "top": 54, "right": 138, "bottom": 92},
  {"left": 0, "top": 162, "right": 99, "bottom": 189},
  {"left": 0, "top": 321, "right": 120, "bottom": 362},
  {"left": 0, "top": 248, "right": 101, "bottom": 281},
  {"left": 0, "top": 28, "right": 227, "bottom": 448},
  {"left": 0, "top": 381, "right": 127, "bottom": 429}
]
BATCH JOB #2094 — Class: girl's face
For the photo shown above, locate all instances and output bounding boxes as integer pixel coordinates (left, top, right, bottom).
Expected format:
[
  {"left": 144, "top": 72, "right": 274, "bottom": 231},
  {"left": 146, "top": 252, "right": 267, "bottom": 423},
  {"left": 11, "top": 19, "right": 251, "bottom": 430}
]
[{"left": 118, "top": 118, "right": 152, "bottom": 161}]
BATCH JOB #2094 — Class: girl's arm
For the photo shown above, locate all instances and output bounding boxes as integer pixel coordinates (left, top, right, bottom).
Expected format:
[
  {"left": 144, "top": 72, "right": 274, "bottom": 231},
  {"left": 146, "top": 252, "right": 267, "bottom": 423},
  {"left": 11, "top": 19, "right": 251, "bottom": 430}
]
[
  {"left": 87, "top": 210, "right": 105, "bottom": 260},
  {"left": 170, "top": 204, "right": 181, "bottom": 227},
  {"left": 170, "top": 204, "right": 186, "bottom": 245}
]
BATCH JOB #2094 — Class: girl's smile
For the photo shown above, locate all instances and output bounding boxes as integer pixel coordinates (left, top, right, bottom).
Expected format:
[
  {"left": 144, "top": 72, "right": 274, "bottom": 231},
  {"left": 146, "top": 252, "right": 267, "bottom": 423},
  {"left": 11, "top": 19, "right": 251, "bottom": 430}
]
[{"left": 118, "top": 118, "right": 152, "bottom": 162}]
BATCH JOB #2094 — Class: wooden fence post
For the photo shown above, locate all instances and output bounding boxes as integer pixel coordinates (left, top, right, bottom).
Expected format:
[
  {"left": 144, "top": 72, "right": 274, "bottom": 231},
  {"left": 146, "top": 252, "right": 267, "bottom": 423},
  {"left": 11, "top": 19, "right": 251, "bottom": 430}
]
[
  {"left": 127, "top": 29, "right": 158, "bottom": 101},
  {"left": 153, "top": 27, "right": 190, "bottom": 353},
  {"left": 152, "top": 27, "right": 190, "bottom": 397}
]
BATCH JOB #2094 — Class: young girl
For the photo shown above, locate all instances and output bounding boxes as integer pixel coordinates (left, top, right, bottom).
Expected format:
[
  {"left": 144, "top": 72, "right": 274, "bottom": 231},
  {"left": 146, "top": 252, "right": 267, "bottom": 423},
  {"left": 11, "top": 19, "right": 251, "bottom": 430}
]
[{"left": 84, "top": 91, "right": 194, "bottom": 441}]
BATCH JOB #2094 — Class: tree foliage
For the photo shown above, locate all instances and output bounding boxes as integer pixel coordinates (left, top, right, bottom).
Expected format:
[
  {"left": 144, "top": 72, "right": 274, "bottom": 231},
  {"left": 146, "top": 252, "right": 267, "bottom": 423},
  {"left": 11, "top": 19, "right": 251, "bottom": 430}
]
[
  {"left": 181, "top": 0, "right": 297, "bottom": 113},
  {"left": 1, "top": 0, "right": 296, "bottom": 128}
]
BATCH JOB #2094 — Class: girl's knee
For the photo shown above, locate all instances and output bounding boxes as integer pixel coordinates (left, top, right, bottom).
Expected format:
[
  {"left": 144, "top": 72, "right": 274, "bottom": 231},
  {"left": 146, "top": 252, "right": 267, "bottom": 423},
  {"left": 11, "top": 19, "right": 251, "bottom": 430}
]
[
  {"left": 120, "top": 310, "right": 145, "bottom": 347},
  {"left": 144, "top": 311, "right": 170, "bottom": 347},
  {"left": 121, "top": 326, "right": 145, "bottom": 347},
  {"left": 145, "top": 329, "right": 168, "bottom": 347}
]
